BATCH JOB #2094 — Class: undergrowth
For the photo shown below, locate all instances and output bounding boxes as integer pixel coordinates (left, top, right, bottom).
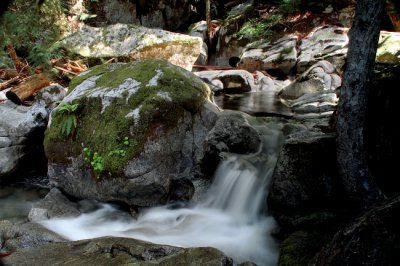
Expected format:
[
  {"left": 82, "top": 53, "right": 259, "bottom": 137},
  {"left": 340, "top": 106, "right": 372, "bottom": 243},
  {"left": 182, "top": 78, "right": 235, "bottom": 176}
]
[{"left": 0, "top": 0, "right": 71, "bottom": 70}]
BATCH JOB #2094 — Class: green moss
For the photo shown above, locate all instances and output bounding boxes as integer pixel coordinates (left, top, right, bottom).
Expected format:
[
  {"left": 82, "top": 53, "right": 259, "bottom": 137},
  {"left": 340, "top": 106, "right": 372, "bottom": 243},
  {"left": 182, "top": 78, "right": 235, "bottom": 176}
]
[
  {"left": 45, "top": 59, "right": 211, "bottom": 179},
  {"left": 278, "top": 231, "right": 325, "bottom": 266}
]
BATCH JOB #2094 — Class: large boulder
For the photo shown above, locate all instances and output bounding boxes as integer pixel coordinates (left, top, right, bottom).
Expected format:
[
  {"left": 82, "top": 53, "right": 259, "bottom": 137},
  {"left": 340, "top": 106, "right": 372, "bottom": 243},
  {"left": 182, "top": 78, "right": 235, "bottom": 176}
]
[
  {"left": 267, "top": 129, "right": 341, "bottom": 229},
  {"left": 314, "top": 195, "right": 400, "bottom": 266},
  {"left": 0, "top": 102, "right": 48, "bottom": 181},
  {"left": 44, "top": 59, "right": 219, "bottom": 207},
  {"left": 57, "top": 23, "right": 203, "bottom": 71},
  {"left": 3, "top": 236, "right": 233, "bottom": 265}
]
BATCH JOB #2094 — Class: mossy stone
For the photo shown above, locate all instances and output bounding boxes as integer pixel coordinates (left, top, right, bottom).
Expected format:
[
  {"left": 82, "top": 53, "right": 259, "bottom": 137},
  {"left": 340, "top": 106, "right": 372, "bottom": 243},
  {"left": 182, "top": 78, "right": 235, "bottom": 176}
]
[{"left": 44, "top": 59, "right": 211, "bottom": 179}]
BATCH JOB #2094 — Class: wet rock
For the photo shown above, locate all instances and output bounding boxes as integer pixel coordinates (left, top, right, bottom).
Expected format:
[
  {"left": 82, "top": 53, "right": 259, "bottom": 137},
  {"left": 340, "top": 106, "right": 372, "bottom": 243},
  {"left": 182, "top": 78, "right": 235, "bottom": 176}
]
[
  {"left": 3, "top": 236, "right": 233, "bottom": 265},
  {"left": 201, "top": 111, "right": 261, "bottom": 176},
  {"left": 28, "top": 188, "right": 80, "bottom": 222},
  {"left": 0, "top": 220, "right": 65, "bottom": 254}
]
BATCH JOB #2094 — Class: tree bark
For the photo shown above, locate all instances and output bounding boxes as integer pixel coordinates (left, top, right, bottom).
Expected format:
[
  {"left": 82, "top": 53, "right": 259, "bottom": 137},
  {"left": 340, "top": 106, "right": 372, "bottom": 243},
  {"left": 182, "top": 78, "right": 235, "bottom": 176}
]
[
  {"left": 5, "top": 73, "right": 50, "bottom": 104},
  {"left": 336, "top": 0, "right": 385, "bottom": 208},
  {"left": 206, "top": 0, "right": 212, "bottom": 42}
]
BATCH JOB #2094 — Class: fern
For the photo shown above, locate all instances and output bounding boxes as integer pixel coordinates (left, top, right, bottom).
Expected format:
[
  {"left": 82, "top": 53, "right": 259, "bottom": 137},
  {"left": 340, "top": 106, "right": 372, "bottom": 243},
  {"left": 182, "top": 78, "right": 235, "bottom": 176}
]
[{"left": 56, "top": 101, "right": 79, "bottom": 137}]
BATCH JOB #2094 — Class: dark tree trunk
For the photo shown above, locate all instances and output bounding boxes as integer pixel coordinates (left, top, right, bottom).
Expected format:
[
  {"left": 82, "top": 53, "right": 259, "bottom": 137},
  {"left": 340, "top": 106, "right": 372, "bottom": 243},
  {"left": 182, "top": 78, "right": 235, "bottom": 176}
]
[{"left": 336, "top": 0, "right": 385, "bottom": 208}]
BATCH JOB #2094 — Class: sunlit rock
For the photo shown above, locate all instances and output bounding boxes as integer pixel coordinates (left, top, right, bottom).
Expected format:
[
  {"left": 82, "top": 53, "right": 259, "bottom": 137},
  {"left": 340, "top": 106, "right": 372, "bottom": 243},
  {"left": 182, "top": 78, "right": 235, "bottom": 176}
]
[
  {"left": 297, "top": 26, "right": 349, "bottom": 73},
  {"left": 279, "top": 60, "right": 341, "bottom": 100},
  {"left": 376, "top": 31, "right": 400, "bottom": 64},
  {"left": 239, "top": 36, "right": 298, "bottom": 76},
  {"left": 57, "top": 23, "right": 203, "bottom": 71}
]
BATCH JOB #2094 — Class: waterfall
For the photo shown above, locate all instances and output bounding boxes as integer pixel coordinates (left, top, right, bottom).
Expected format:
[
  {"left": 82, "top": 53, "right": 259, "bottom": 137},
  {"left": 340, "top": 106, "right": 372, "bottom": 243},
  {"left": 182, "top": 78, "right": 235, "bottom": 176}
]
[{"left": 39, "top": 120, "right": 283, "bottom": 266}]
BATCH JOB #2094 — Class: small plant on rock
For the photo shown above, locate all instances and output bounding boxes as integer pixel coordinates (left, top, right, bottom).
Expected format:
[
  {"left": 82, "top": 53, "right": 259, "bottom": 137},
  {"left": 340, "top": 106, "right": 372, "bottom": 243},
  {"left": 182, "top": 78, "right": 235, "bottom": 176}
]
[{"left": 56, "top": 101, "right": 79, "bottom": 137}]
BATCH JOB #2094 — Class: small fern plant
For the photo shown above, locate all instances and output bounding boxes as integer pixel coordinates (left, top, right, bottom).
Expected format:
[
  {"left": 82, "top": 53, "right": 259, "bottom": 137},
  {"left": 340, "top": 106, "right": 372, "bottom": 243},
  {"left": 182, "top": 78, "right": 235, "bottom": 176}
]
[{"left": 56, "top": 101, "right": 79, "bottom": 137}]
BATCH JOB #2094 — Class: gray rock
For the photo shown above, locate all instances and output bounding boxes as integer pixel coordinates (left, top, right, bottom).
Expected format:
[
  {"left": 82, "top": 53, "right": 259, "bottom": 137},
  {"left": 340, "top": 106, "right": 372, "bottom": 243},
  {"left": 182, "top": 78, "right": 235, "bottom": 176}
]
[
  {"left": 28, "top": 188, "right": 81, "bottom": 222},
  {"left": 33, "top": 84, "right": 68, "bottom": 110},
  {"left": 296, "top": 26, "right": 349, "bottom": 73},
  {"left": 3, "top": 236, "right": 233, "bottom": 266},
  {"left": 239, "top": 36, "right": 298, "bottom": 75},
  {"left": 279, "top": 60, "right": 341, "bottom": 100},
  {"left": 57, "top": 23, "right": 203, "bottom": 71},
  {"left": 200, "top": 111, "right": 261, "bottom": 176},
  {"left": 0, "top": 220, "right": 65, "bottom": 253},
  {"left": 194, "top": 69, "right": 256, "bottom": 93},
  {"left": 45, "top": 60, "right": 220, "bottom": 207},
  {"left": 268, "top": 132, "right": 340, "bottom": 222},
  {"left": 0, "top": 101, "right": 48, "bottom": 180}
]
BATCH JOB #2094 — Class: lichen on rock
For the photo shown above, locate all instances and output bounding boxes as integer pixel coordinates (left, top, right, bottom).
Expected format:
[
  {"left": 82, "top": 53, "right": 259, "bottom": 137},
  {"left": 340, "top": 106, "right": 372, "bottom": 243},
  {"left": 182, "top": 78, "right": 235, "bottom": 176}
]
[{"left": 44, "top": 59, "right": 216, "bottom": 206}]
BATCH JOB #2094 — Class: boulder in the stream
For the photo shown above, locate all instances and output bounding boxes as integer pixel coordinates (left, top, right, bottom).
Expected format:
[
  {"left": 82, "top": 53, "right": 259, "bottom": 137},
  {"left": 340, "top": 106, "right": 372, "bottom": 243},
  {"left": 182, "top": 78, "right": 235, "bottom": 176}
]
[
  {"left": 28, "top": 188, "right": 81, "bottom": 222},
  {"left": 0, "top": 220, "right": 66, "bottom": 255},
  {"left": 44, "top": 59, "right": 220, "bottom": 207},
  {"left": 267, "top": 128, "right": 342, "bottom": 230},
  {"left": 3, "top": 236, "right": 233, "bottom": 265},
  {"left": 57, "top": 23, "right": 203, "bottom": 71},
  {"left": 200, "top": 110, "right": 261, "bottom": 176}
]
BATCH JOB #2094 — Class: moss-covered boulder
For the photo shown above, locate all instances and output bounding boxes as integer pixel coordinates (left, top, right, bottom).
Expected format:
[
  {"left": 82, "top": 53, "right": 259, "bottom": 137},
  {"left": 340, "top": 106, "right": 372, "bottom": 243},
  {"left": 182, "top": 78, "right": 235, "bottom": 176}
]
[{"left": 44, "top": 59, "right": 219, "bottom": 207}]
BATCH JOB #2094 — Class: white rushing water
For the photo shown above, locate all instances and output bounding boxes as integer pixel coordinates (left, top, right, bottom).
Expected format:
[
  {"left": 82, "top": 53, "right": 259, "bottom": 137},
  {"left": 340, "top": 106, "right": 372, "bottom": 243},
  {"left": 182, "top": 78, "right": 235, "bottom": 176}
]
[{"left": 39, "top": 120, "right": 283, "bottom": 266}]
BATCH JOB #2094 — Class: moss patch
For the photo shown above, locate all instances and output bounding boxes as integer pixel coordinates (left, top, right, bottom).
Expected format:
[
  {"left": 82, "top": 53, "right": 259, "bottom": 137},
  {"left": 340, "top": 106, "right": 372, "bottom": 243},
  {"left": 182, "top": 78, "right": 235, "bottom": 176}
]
[
  {"left": 278, "top": 231, "right": 325, "bottom": 266},
  {"left": 45, "top": 59, "right": 211, "bottom": 179}
]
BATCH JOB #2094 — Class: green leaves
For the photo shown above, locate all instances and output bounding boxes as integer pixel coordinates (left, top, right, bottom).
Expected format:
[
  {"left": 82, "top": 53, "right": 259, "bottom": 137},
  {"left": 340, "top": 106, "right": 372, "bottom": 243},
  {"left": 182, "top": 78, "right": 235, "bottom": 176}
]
[
  {"left": 56, "top": 101, "right": 79, "bottom": 137},
  {"left": 60, "top": 115, "right": 77, "bottom": 137},
  {"left": 57, "top": 101, "right": 79, "bottom": 113},
  {"left": 82, "top": 136, "right": 130, "bottom": 180},
  {"left": 235, "top": 15, "right": 283, "bottom": 41}
]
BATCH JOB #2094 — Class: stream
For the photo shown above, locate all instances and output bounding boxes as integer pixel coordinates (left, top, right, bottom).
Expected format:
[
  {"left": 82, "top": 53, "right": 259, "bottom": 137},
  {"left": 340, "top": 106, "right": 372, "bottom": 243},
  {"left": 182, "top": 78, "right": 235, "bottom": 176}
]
[
  {"left": 38, "top": 118, "right": 284, "bottom": 266},
  {"left": 2, "top": 93, "right": 287, "bottom": 265}
]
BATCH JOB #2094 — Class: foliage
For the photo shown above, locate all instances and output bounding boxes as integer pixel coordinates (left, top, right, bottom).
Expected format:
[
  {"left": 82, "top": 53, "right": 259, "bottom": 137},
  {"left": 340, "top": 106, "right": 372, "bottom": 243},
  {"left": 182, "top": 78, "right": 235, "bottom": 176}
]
[
  {"left": 83, "top": 147, "right": 104, "bottom": 178},
  {"left": 279, "top": 0, "right": 301, "bottom": 14},
  {"left": 83, "top": 137, "right": 130, "bottom": 179},
  {"left": 0, "top": 0, "right": 69, "bottom": 68},
  {"left": 235, "top": 14, "right": 283, "bottom": 41},
  {"left": 56, "top": 101, "right": 79, "bottom": 137},
  {"left": 27, "top": 44, "right": 65, "bottom": 69}
]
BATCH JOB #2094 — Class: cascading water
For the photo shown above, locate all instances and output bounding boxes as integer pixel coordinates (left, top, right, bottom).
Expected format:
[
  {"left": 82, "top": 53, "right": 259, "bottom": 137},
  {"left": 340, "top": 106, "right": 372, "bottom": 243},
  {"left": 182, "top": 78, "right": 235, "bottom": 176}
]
[{"left": 39, "top": 119, "right": 283, "bottom": 266}]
